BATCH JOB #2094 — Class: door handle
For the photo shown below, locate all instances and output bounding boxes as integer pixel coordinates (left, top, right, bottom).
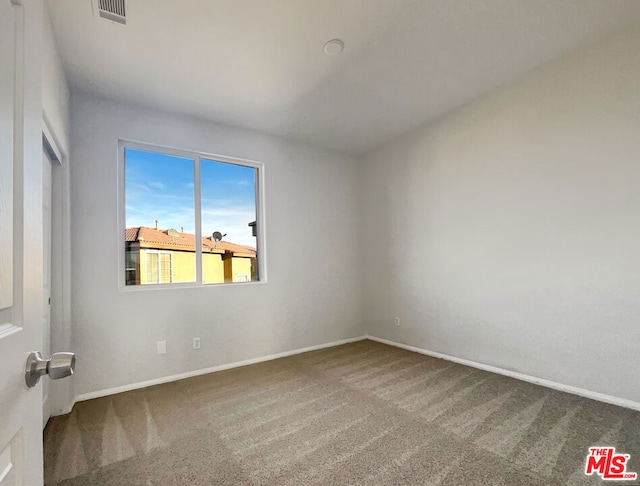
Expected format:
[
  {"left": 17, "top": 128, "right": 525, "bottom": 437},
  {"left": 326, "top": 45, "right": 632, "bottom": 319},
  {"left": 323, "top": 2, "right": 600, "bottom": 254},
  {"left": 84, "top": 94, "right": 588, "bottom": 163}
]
[{"left": 25, "top": 351, "right": 75, "bottom": 388}]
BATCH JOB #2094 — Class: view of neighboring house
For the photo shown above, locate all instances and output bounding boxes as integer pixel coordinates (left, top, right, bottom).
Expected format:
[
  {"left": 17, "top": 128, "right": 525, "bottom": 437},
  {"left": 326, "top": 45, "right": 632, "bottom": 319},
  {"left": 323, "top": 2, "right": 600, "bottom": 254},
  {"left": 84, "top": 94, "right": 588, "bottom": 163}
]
[{"left": 125, "top": 226, "right": 257, "bottom": 285}]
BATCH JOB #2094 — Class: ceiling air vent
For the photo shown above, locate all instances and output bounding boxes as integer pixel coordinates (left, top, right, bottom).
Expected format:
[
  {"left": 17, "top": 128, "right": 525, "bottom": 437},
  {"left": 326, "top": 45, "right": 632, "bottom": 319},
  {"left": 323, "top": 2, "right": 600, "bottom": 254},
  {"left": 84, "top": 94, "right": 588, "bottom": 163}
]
[{"left": 93, "top": 0, "right": 126, "bottom": 25}]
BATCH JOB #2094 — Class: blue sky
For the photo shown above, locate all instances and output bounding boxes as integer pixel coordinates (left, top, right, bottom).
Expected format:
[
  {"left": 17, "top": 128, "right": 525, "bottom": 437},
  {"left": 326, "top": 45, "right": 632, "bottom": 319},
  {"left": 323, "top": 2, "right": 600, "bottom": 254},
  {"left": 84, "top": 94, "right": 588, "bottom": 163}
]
[{"left": 125, "top": 148, "right": 257, "bottom": 247}]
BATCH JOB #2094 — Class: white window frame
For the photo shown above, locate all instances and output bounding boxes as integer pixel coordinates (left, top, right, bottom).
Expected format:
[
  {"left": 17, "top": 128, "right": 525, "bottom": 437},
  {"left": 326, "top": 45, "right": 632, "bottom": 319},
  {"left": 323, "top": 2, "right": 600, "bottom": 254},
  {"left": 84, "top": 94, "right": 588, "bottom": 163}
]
[{"left": 117, "top": 140, "right": 267, "bottom": 291}]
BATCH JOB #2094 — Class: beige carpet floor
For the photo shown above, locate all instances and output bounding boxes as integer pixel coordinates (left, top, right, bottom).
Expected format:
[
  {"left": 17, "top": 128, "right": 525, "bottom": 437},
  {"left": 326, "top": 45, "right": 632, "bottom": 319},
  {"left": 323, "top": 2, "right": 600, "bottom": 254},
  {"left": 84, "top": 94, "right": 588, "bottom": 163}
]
[{"left": 44, "top": 340, "right": 640, "bottom": 485}]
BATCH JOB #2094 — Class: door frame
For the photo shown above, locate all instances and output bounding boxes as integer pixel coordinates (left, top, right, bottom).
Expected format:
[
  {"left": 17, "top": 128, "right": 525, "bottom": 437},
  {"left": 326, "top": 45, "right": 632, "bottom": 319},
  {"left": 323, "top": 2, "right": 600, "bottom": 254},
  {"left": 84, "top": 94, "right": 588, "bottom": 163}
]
[
  {"left": 42, "top": 113, "right": 74, "bottom": 420},
  {"left": 40, "top": 120, "right": 62, "bottom": 429}
]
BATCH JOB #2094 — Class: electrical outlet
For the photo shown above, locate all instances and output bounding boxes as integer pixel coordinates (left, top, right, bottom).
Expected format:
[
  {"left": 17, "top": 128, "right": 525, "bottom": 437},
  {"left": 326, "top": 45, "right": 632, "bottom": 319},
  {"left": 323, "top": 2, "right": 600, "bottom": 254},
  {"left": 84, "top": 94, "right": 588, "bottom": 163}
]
[
  {"left": 157, "top": 340, "right": 167, "bottom": 355},
  {"left": 394, "top": 317, "right": 400, "bottom": 327},
  {"left": 193, "top": 337, "right": 201, "bottom": 350}
]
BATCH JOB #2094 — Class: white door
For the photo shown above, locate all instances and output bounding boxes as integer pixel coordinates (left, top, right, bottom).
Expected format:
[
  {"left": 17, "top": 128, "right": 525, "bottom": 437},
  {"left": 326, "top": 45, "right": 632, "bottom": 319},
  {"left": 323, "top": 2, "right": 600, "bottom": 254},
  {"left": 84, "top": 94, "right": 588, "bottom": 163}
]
[{"left": 0, "top": 1, "right": 46, "bottom": 484}]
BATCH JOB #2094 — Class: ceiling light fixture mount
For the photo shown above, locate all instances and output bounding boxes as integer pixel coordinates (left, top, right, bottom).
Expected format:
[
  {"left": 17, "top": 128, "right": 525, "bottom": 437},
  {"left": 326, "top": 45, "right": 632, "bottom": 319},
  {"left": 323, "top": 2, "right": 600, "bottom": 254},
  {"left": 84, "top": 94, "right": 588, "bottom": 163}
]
[{"left": 323, "top": 39, "right": 344, "bottom": 56}]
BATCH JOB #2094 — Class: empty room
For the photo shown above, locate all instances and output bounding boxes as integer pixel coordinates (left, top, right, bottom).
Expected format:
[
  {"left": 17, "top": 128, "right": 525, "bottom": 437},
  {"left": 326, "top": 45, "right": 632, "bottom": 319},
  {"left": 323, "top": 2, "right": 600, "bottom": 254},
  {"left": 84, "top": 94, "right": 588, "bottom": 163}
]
[{"left": 1, "top": 0, "right": 640, "bottom": 484}]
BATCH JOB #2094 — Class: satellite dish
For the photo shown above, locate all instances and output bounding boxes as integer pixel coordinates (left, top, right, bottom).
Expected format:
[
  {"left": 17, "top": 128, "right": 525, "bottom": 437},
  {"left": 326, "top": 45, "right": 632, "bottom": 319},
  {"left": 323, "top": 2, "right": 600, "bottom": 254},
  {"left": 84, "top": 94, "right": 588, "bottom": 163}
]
[
  {"left": 167, "top": 228, "right": 180, "bottom": 237},
  {"left": 212, "top": 231, "right": 223, "bottom": 242}
]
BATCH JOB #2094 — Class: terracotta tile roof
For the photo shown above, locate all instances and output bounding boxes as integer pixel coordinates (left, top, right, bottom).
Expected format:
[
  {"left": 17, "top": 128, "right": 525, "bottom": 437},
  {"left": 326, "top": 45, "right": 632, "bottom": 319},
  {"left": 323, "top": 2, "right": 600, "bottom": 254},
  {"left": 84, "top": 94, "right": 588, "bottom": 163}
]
[
  {"left": 219, "top": 240, "right": 257, "bottom": 256},
  {"left": 125, "top": 227, "right": 140, "bottom": 242},
  {"left": 125, "top": 226, "right": 256, "bottom": 256}
]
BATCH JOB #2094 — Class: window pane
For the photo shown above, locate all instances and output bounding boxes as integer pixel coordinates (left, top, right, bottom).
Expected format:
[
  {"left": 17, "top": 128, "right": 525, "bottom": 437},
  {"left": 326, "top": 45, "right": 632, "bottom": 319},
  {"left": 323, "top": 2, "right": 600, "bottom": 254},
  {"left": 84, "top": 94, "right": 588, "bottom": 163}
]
[
  {"left": 146, "top": 252, "right": 158, "bottom": 284},
  {"left": 200, "top": 159, "right": 258, "bottom": 284},
  {"left": 125, "top": 250, "right": 139, "bottom": 285},
  {"left": 125, "top": 148, "right": 196, "bottom": 285},
  {"left": 159, "top": 253, "right": 172, "bottom": 283}
]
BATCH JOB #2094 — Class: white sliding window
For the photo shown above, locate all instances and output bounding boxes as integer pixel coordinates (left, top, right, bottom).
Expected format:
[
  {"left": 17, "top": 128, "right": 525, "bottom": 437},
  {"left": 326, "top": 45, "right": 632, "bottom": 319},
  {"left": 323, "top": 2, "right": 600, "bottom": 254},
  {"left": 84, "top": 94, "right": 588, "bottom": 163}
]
[{"left": 120, "top": 141, "right": 265, "bottom": 288}]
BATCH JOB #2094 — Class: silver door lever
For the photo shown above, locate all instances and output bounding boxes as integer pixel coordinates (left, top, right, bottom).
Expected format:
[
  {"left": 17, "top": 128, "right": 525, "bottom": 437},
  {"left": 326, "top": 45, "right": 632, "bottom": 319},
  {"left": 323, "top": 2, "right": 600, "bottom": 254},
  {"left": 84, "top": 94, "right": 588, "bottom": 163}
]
[{"left": 25, "top": 351, "right": 75, "bottom": 388}]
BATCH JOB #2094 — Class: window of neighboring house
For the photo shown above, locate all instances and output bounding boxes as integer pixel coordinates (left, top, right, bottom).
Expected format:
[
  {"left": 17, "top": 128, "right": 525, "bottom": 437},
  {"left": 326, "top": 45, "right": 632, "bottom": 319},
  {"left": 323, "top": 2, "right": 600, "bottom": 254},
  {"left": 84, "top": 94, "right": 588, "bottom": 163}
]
[
  {"left": 125, "top": 250, "right": 139, "bottom": 285},
  {"left": 146, "top": 251, "right": 172, "bottom": 284},
  {"left": 121, "top": 142, "right": 263, "bottom": 288}
]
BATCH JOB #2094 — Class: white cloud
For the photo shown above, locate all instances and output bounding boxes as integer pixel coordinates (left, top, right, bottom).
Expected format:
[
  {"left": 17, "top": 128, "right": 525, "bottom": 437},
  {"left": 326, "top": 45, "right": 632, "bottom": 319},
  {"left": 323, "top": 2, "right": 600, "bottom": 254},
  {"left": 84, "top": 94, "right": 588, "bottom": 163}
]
[{"left": 148, "top": 180, "right": 166, "bottom": 190}]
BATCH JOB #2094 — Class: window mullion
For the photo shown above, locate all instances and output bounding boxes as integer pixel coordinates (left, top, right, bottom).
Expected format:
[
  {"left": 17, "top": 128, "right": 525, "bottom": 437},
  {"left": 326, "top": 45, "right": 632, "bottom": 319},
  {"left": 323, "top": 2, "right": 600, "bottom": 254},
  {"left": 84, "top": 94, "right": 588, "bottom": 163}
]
[{"left": 194, "top": 156, "right": 203, "bottom": 284}]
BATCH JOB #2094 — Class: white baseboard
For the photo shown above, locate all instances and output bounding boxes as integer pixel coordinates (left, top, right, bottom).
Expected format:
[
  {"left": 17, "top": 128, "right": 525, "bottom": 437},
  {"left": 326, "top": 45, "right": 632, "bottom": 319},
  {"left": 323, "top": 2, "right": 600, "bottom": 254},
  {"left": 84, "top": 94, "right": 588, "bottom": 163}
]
[
  {"left": 367, "top": 335, "right": 640, "bottom": 412},
  {"left": 72, "top": 335, "right": 367, "bottom": 405},
  {"left": 64, "top": 334, "right": 639, "bottom": 415},
  {"left": 56, "top": 403, "right": 75, "bottom": 416}
]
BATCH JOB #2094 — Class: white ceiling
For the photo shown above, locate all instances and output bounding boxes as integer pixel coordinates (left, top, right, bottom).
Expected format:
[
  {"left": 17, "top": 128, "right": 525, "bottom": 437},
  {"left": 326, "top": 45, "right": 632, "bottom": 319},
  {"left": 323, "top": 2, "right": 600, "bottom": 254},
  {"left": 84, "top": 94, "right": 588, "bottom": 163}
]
[{"left": 48, "top": 0, "right": 640, "bottom": 155}]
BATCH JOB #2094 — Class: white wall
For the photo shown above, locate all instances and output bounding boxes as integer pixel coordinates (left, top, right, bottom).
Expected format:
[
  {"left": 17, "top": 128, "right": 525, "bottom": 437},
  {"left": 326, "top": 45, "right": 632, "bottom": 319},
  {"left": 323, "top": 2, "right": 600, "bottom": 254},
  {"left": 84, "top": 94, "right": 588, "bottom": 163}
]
[
  {"left": 42, "top": 3, "right": 73, "bottom": 417},
  {"left": 361, "top": 25, "right": 640, "bottom": 403},
  {"left": 69, "top": 93, "right": 363, "bottom": 398}
]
